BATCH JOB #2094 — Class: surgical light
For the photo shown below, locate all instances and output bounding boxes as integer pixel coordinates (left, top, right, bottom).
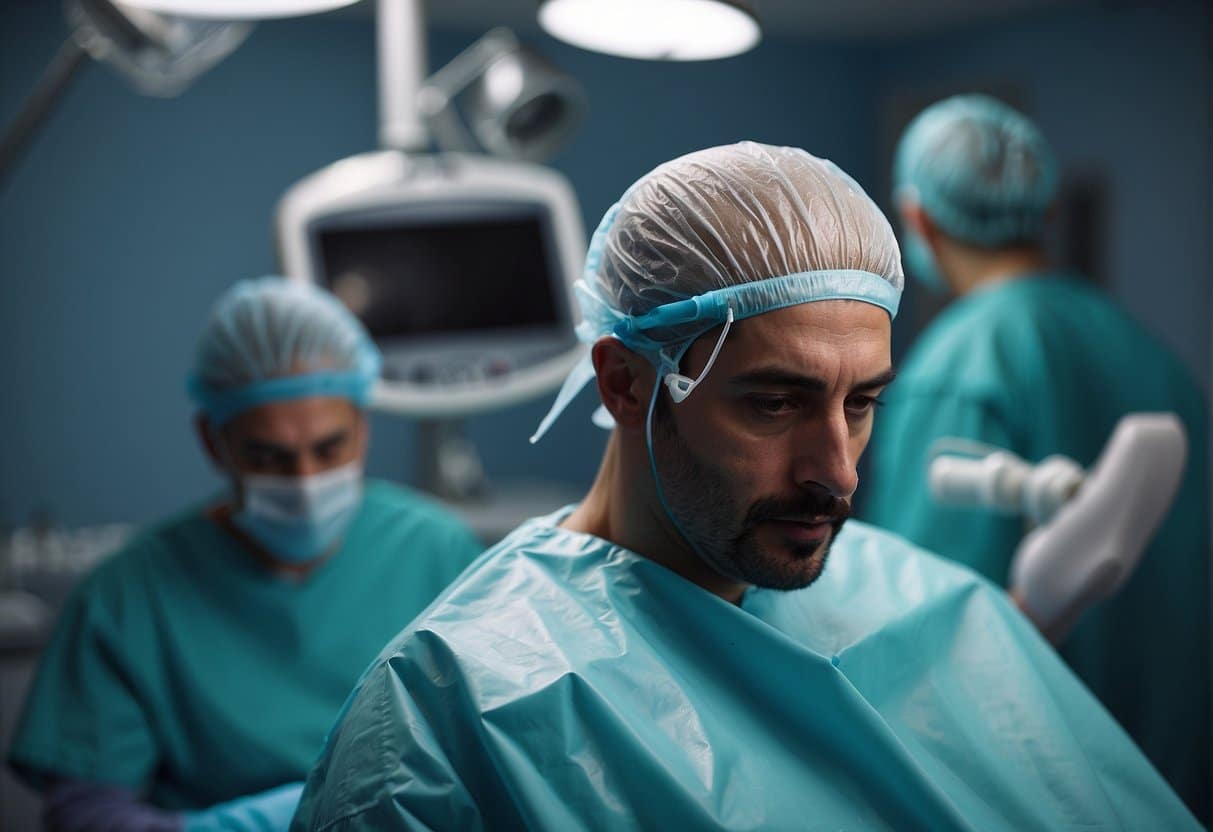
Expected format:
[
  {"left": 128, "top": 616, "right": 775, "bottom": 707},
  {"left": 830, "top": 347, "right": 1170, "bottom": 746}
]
[
  {"left": 106, "top": 0, "right": 360, "bottom": 19},
  {"left": 537, "top": 0, "right": 761, "bottom": 61},
  {"left": 418, "top": 29, "right": 586, "bottom": 162},
  {"left": 66, "top": 0, "right": 251, "bottom": 97},
  {"left": 1, "top": 0, "right": 252, "bottom": 183},
  {"left": 3, "top": 0, "right": 366, "bottom": 184},
  {"left": 929, "top": 413, "right": 1188, "bottom": 642}
]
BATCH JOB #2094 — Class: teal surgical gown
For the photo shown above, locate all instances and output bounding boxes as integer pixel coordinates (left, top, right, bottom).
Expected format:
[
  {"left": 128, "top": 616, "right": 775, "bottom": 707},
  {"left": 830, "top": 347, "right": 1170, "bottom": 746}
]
[
  {"left": 863, "top": 274, "right": 1210, "bottom": 821},
  {"left": 291, "top": 510, "right": 1198, "bottom": 831},
  {"left": 8, "top": 479, "right": 484, "bottom": 811}
]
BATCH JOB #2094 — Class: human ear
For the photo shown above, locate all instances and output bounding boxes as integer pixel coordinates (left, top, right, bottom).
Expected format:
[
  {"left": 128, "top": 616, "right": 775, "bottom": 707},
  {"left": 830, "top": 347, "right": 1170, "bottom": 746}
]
[
  {"left": 591, "top": 337, "right": 654, "bottom": 432},
  {"left": 900, "top": 199, "right": 940, "bottom": 245}
]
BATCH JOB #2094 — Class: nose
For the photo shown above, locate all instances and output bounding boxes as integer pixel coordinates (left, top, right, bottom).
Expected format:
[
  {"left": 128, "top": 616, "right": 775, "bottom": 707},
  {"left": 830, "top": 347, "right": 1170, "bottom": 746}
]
[
  {"left": 290, "top": 454, "right": 324, "bottom": 478},
  {"left": 792, "top": 412, "right": 859, "bottom": 500}
]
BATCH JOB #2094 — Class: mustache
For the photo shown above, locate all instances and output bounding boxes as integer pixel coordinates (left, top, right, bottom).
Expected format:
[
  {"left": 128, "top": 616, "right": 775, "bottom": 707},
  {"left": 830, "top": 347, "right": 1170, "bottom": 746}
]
[{"left": 743, "top": 487, "right": 851, "bottom": 528}]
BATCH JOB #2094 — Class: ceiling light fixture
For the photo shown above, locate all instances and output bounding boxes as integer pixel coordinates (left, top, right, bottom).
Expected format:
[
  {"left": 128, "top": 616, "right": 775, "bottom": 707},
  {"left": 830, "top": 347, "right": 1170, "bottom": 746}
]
[
  {"left": 537, "top": 0, "right": 761, "bottom": 61},
  {"left": 110, "top": 0, "right": 361, "bottom": 20}
]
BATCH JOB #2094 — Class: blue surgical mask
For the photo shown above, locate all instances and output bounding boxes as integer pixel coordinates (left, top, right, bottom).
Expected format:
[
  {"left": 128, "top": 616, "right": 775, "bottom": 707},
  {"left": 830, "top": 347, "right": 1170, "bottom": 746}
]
[
  {"left": 901, "top": 229, "right": 948, "bottom": 293},
  {"left": 233, "top": 461, "right": 363, "bottom": 563}
]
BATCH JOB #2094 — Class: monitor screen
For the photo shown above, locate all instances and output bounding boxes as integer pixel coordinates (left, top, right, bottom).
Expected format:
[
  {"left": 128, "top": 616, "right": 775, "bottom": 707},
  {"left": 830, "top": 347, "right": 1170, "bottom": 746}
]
[{"left": 317, "top": 209, "right": 563, "bottom": 341}]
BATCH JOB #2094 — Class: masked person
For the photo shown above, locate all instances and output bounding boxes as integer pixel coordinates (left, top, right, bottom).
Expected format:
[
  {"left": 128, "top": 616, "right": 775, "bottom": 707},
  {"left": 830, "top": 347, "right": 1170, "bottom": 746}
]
[
  {"left": 289, "top": 143, "right": 1198, "bottom": 831},
  {"left": 7, "top": 278, "right": 485, "bottom": 832},
  {"left": 862, "top": 94, "right": 1209, "bottom": 821}
]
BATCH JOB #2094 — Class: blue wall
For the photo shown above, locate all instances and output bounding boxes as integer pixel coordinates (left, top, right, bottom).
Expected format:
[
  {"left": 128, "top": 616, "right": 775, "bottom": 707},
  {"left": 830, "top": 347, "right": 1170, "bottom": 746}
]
[
  {"left": 1, "top": 2, "right": 1207, "bottom": 528},
  {"left": 0, "top": 6, "right": 874, "bottom": 527}
]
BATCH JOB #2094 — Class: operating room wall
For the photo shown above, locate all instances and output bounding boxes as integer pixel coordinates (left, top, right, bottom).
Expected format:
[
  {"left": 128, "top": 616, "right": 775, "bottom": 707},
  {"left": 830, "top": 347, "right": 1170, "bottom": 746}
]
[
  {"left": 865, "top": 0, "right": 1212, "bottom": 390},
  {"left": 0, "top": 6, "right": 876, "bottom": 528}
]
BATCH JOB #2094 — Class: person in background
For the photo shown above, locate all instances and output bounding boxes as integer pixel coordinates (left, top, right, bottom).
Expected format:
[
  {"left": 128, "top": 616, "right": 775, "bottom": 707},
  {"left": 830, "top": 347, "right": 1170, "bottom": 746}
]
[
  {"left": 7, "top": 277, "right": 485, "bottom": 831},
  {"left": 289, "top": 143, "right": 1199, "bottom": 831},
  {"left": 862, "top": 93, "right": 1209, "bottom": 821}
]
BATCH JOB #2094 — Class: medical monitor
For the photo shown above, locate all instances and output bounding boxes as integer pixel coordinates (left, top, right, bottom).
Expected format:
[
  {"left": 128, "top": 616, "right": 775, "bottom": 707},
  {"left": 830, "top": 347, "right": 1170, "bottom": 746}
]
[{"left": 276, "top": 151, "right": 586, "bottom": 418}]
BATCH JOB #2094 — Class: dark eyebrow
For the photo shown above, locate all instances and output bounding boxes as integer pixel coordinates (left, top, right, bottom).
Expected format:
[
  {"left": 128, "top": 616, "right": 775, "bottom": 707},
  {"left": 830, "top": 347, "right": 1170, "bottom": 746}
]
[
  {"left": 241, "top": 437, "right": 296, "bottom": 458},
  {"left": 312, "top": 428, "right": 351, "bottom": 454},
  {"left": 853, "top": 368, "right": 897, "bottom": 392},
  {"left": 729, "top": 367, "right": 896, "bottom": 394}
]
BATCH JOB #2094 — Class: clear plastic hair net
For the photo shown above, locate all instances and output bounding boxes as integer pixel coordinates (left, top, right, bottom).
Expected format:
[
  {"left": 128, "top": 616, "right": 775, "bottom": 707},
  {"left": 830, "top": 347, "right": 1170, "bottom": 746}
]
[
  {"left": 894, "top": 94, "right": 1059, "bottom": 247},
  {"left": 532, "top": 141, "right": 903, "bottom": 442},
  {"left": 188, "top": 277, "right": 381, "bottom": 426}
]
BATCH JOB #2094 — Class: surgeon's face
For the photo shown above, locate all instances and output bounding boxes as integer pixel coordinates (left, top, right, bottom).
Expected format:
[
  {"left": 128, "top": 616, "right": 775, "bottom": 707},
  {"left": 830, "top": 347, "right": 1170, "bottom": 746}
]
[
  {"left": 651, "top": 300, "right": 893, "bottom": 591},
  {"left": 217, "top": 396, "right": 368, "bottom": 479}
]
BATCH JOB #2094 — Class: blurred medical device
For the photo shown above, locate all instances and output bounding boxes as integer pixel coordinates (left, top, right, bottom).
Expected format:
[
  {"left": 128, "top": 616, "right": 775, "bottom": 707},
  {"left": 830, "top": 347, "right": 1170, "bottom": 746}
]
[
  {"left": 277, "top": 149, "right": 585, "bottom": 508},
  {"left": 277, "top": 1, "right": 587, "bottom": 511},
  {"left": 0, "top": 519, "right": 135, "bottom": 829},
  {"left": 0, "top": 0, "right": 379, "bottom": 185},
  {"left": 278, "top": 151, "right": 585, "bottom": 417},
  {"left": 928, "top": 413, "right": 1188, "bottom": 642},
  {"left": 0, "top": 0, "right": 258, "bottom": 183}
]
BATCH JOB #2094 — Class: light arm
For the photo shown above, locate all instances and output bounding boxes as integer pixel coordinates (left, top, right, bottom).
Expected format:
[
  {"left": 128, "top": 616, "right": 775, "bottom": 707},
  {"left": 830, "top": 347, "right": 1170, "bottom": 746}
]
[{"left": 929, "top": 413, "right": 1188, "bottom": 643}]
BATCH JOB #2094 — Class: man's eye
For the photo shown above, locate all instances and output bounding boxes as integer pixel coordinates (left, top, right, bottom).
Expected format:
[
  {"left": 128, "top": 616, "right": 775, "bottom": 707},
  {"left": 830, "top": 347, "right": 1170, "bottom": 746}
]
[
  {"left": 315, "top": 438, "right": 348, "bottom": 462},
  {"left": 748, "top": 395, "right": 796, "bottom": 417},
  {"left": 845, "top": 395, "right": 884, "bottom": 417},
  {"left": 244, "top": 450, "right": 276, "bottom": 469}
]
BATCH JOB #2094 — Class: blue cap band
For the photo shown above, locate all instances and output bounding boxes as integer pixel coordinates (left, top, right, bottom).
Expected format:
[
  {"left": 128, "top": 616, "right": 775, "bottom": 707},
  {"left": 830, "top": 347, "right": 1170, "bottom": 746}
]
[
  {"left": 611, "top": 269, "right": 899, "bottom": 353},
  {"left": 188, "top": 367, "right": 378, "bottom": 427},
  {"left": 531, "top": 268, "right": 898, "bottom": 443}
]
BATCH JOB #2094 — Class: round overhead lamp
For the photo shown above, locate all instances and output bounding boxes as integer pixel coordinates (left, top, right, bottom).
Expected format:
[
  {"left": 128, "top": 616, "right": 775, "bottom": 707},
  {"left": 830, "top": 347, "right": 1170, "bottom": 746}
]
[
  {"left": 537, "top": 0, "right": 761, "bottom": 61},
  {"left": 110, "top": 0, "right": 361, "bottom": 19}
]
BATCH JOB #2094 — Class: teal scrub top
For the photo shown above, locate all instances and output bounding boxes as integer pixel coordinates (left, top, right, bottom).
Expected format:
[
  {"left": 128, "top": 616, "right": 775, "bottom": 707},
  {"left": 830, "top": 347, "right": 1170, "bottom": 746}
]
[
  {"left": 291, "top": 511, "right": 1199, "bottom": 831},
  {"left": 862, "top": 274, "right": 1210, "bottom": 821},
  {"left": 8, "top": 479, "right": 485, "bottom": 811}
]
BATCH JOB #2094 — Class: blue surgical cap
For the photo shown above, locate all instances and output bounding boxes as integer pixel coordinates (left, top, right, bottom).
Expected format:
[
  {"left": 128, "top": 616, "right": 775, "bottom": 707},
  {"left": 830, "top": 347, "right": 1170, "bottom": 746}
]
[
  {"left": 894, "top": 94, "right": 1059, "bottom": 247},
  {"left": 188, "top": 277, "right": 381, "bottom": 426},
  {"left": 532, "top": 141, "right": 904, "bottom": 442}
]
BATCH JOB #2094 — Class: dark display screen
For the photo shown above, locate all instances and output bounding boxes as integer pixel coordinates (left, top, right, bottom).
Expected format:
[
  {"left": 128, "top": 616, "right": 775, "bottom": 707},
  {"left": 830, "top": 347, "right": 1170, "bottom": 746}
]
[{"left": 317, "top": 212, "right": 561, "bottom": 340}]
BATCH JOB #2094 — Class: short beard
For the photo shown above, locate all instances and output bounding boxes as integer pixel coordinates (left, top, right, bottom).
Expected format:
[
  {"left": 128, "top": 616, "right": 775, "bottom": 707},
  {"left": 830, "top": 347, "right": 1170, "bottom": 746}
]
[{"left": 651, "top": 394, "right": 850, "bottom": 591}]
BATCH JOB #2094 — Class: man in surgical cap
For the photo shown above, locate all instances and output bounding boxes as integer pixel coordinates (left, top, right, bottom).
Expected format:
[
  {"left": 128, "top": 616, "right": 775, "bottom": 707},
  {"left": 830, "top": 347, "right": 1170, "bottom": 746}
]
[
  {"left": 291, "top": 143, "right": 1199, "bottom": 831},
  {"left": 862, "top": 94, "right": 1209, "bottom": 821},
  {"left": 7, "top": 278, "right": 485, "bottom": 832}
]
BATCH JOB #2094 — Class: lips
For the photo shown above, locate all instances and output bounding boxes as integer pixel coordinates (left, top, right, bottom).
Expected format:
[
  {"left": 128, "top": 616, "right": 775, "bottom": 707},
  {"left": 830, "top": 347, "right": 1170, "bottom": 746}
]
[{"left": 763, "top": 518, "right": 832, "bottom": 545}]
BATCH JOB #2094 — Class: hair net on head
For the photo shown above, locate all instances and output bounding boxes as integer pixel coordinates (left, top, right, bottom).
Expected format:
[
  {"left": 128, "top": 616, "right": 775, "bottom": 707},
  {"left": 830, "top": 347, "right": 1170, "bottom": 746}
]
[
  {"left": 531, "top": 141, "right": 903, "bottom": 442},
  {"left": 894, "top": 94, "right": 1059, "bottom": 247},
  {"left": 188, "top": 277, "right": 381, "bottom": 426}
]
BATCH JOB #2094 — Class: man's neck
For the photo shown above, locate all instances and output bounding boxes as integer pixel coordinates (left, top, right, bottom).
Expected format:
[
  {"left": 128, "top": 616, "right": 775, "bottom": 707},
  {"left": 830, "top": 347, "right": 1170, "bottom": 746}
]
[
  {"left": 561, "top": 433, "right": 749, "bottom": 604},
  {"left": 939, "top": 242, "right": 1049, "bottom": 296}
]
